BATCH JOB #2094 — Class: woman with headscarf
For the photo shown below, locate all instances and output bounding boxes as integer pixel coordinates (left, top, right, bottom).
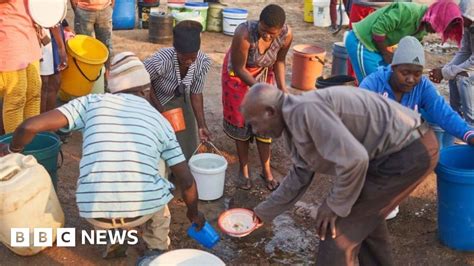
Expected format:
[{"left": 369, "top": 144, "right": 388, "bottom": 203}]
[
  {"left": 144, "top": 20, "right": 212, "bottom": 161},
  {"left": 222, "top": 4, "right": 293, "bottom": 191},
  {"left": 345, "top": 0, "right": 464, "bottom": 83},
  {"left": 430, "top": 0, "right": 474, "bottom": 128}
]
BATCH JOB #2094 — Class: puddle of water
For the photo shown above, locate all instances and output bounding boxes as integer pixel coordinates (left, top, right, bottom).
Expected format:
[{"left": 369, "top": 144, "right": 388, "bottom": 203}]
[
  {"left": 198, "top": 194, "right": 318, "bottom": 264},
  {"left": 265, "top": 213, "right": 318, "bottom": 264}
]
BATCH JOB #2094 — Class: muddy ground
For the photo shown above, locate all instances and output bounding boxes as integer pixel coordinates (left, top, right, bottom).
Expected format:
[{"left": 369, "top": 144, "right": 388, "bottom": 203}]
[{"left": 2, "top": 1, "right": 474, "bottom": 265}]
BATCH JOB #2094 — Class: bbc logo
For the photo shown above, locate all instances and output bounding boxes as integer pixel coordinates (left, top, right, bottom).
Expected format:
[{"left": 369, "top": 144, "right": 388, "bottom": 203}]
[{"left": 11, "top": 228, "right": 75, "bottom": 247}]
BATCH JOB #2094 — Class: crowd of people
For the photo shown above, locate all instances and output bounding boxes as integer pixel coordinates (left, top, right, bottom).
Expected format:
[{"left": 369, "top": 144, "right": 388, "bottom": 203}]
[{"left": 0, "top": 0, "right": 473, "bottom": 265}]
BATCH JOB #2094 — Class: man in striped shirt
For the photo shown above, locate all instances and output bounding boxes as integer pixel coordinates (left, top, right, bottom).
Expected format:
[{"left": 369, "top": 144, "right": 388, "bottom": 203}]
[{"left": 0, "top": 52, "right": 205, "bottom": 259}]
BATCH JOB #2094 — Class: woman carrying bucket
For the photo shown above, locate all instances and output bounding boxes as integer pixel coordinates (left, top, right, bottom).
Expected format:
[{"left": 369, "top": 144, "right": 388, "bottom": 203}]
[
  {"left": 345, "top": 0, "right": 464, "bottom": 84},
  {"left": 145, "top": 20, "right": 212, "bottom": 160},
  {"left": 222, "top": 4, "right": 293, "bottom": 191}
]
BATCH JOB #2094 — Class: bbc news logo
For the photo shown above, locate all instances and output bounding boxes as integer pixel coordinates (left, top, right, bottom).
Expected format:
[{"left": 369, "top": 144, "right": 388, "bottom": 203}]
[{"left": 11, "top": 228, "right": 138, "bottom": 247}]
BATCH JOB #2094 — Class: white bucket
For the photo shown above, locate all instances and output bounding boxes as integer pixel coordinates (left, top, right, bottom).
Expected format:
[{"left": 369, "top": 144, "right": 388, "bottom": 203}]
[
  {"left": 173, "top": 11, "right": 202, "bottom": 25},
  {"left": 189, "top": 152, "right": 227, "bottom": 201},
  {"left": 313, "top": 0, "right": 331, "bottom": 27},
  {"left": 336, "top": 4, "right": 349, "bottom": 26},
  {"left": 148, "top": 249, "right": 225, "bottom": 266},
  {"left": 222, "top": 8, "right": 248, "bottom": 36}
]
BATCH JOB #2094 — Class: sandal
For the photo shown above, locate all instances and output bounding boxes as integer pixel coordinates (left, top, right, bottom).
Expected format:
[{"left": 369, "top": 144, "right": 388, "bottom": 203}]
[
  {"left": 238, "top": 172, "right": 252, "bottom": 190},
  {"left": 259, "top": 174, "right": 280, "bottom": 191}
]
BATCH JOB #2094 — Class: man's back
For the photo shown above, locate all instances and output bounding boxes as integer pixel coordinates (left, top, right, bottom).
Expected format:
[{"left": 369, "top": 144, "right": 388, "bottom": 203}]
[
  {"left": 283, "top": 87, "right": 422, "bottom": 165},
  {"left": 57, "top": 93, "right": 186, "bottom": 218}
]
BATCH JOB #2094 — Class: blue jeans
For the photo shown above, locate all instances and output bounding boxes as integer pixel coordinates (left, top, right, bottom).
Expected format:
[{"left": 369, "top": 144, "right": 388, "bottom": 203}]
[{"left": 449, "top": 75, "right": 474, "bottom": 127}]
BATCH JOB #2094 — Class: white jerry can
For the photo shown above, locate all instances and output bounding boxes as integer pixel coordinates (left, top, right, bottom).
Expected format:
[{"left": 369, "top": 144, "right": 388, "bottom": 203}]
[{"left": 0, "top": 154, "right": 64, "bottom": 256}]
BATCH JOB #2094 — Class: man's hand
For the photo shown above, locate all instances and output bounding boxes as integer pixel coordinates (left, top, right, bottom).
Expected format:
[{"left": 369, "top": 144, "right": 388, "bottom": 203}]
[
  {"left": 198, "top": 127, "right": 212, "bottom": 142},
  {"left": 187, "top": 210, "right": 205, "bottom": 230},
  {"left": 315, "top": 201, "right": 338, "bottom": 241},
  {"left": 429, "top": 68, "right": 444, "bottom": 83},
  {"left": 253, "top": 212, "right": 264, "bottom": 230},
  {"left": 57, "top": 48, "right": 68, "bottom": 72},
  {"left": 458, "top": 71, "right": 469, "bottom": 77}
]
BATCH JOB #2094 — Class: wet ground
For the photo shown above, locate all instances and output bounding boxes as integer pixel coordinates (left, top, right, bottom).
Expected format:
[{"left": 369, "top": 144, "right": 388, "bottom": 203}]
[{"left": 2, "top": 0, "right": 474, "bottom": 265}]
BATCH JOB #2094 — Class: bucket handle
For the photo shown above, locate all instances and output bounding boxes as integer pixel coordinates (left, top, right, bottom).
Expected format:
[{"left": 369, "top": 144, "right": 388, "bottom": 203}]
[
  {"left": 73, "top": 57, "right": 103, "bottom": 82},
  {"left": 192, "top": 141, "right": 225, "bottom": 158},
  {"left": 57, "top": 149, "right": 64, "bottom": 169},
  {"left": 310, "top": 56, "right": 325, "bottom": 65}
]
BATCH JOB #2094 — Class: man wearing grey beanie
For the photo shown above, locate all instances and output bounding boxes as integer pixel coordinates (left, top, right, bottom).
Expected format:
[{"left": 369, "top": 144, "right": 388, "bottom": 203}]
[
  {"left": 430, "top": 0, "right": 474, "bottom": 128},
  {"left": 360, "top": 36, "right": 474, "bottom": 219}
]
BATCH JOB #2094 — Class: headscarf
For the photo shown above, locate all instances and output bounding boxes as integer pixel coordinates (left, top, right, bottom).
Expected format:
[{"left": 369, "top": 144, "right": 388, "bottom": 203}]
[
  {"left": 173, "top": 20, "right": 202, "bottom": 54},
  {"left": 459, "top": 0, "right": 474, "bottom": 21},
  {"left": 108, "top": 52, "right": 150, "bottom": 93},
  {"left": 422, "top": 0, "right": 464, "bottom": 46}
]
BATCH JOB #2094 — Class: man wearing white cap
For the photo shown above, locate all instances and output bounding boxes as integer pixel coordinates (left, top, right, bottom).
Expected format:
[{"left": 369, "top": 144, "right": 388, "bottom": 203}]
[
  {"left": 360, "top": 36, "right": 474, "bottom": 219},
  {"left": 0, "top": 52, "right": 206, "bottom": 259},
  {"left": 430, "top": 0, "right": 474, "bottom": 127}
]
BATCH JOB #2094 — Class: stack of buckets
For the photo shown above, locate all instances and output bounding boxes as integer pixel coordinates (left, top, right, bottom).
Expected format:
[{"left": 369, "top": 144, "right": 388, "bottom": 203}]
[{"left": 172, "top": 2, "right": 209, "bottom": 31}]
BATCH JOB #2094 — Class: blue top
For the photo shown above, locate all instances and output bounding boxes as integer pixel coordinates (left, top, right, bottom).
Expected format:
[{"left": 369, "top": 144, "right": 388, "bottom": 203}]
[{"left": 360, "top": 66, "right": 474, "bottom": 142}]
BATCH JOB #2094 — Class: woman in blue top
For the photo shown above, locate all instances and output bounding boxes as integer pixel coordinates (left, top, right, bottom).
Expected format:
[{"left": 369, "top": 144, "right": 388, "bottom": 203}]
[
  {"left": 360, "top": 36, "right": 474, "bottom": 144},
  {"left": 360, "top": 36, "right": 474, "bottom": 220}
]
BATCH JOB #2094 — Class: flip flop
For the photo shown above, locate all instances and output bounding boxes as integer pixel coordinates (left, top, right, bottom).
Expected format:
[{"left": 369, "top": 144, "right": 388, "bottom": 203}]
[
  {"left": 259, "top": 174, "right": 280, "bottom": 191},
  {"left": 238, "top": 172, "right": 252, "bottom": 190}
]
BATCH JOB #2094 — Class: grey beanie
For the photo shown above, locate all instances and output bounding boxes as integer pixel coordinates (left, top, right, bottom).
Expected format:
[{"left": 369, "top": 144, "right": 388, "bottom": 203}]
[
  {"left": 392, "top": 36, "right": 425, "bottom": 67},
  {"left": 460, "top": 0, "right": 474, "bottom": 21}
]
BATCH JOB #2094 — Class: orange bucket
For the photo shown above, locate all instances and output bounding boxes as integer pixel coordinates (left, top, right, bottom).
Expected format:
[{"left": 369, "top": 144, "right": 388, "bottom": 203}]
[
  {"left": 162, "top": 108, "right": 186, "bottom": 132},
  {"left": 291, "top": 44, "right": 326, "bottom": 91}
]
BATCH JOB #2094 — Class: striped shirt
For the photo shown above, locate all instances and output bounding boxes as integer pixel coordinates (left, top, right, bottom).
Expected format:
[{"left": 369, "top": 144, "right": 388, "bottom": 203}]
[
  {"left": 144, "top": 47, "right": 211, "bottom": 106},
  {"left": 57, "top": 93, "right": 186, "bottom": 218}
]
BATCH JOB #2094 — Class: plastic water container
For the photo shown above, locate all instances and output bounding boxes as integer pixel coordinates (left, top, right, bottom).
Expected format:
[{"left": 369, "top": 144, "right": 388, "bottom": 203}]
[
  {"left": 222, "top": 8, "right": 248, "bottom": 36},
  {"left": 0, "top": 154, "right": 65, "bottom": 256},
  {"left": 313, "top": 0, "right": 331, "bottom": 27},
  {"left": 189, "top": 151, "right": 228, "bottom": 200},
  {"left": 147, "top": 249, "right": 225, "bottom": 265},
  {"left": 184, "top": 2, "right": 209, "bottom": 31},
  {"left": 435, "top": 145, "right": 474, "bottom": 251},
  {"left": 336, "top": 4, "right": 349, "bottom": 26},
  {"left": 113, "top": 0, "right": 136, "bottom": 30},
  {"left": 331, "top": 42, "right": 348, "bottom": 76},
  {"left": 187, "top": 222, "right": 220, "bottom": 248}
]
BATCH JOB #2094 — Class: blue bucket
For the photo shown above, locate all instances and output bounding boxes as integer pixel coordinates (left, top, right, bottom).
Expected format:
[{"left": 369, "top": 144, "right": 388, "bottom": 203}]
[
  {"left": 435, "top": 145, "right": 474, "bottom": 251},
  {"left": 113, "top": 0, "right": 136, "bottom": 30},
  {"left": 0, "top": 132, "right": 61, "bottom": 188}
]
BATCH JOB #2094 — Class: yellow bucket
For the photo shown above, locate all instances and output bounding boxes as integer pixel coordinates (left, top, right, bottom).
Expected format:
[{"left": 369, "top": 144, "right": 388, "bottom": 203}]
[
  {"left": 304, "top": 0, "right": 314, "bottom": 23},
  {"left": 60, "top": 35, "right": 108, "bottom": 97},
  {"left": 58, "top": 66, "right": 106, "bottom": 102}
]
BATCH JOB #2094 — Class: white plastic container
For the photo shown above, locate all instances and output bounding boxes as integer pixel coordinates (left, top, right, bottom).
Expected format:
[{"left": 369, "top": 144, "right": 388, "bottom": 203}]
[
  {"left": 173, "top": 11, "right": 202, "bottom": 25},
  {"left": 222, "top": 8, "right": 248, "bottom": 36},
  {"left": 148, "top": 249, "right": 225, "bottom": 265},
  {"left": 0, "top": 154, "right": 64, "bottom": 256},
  {"left": 313, "top": 0, "right": 331, "bottom": 27},
  {"left": 184, "top": 2, "right": 209, "bottom": 31},
  {"left": 189, "top": 153, "right": 228, "bottom": 201},
  {"left": 336, "top": 4, "right": 350, "bottom": 26}
]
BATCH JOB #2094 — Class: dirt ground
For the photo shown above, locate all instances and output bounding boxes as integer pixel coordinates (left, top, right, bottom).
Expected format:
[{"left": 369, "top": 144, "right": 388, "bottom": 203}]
[{"left": 2, "top": 1, "right": 474, "bottom": 265}]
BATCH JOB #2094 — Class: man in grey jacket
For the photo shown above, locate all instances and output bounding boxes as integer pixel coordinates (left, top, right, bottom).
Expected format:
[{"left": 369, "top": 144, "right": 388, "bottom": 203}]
[
  {"left": 242, "top": 83, "right": 439, "bottom": 266},
  {"left": 430, "top": 0, "right": 474, "bottom": 126}
]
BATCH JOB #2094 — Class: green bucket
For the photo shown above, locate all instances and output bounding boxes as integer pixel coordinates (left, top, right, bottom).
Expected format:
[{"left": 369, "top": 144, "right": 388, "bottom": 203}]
[{"left": 0, "top": 132, "right": 62, "bottom": 188}]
